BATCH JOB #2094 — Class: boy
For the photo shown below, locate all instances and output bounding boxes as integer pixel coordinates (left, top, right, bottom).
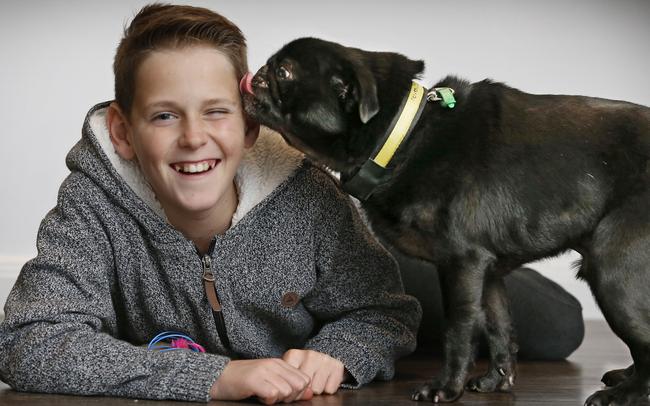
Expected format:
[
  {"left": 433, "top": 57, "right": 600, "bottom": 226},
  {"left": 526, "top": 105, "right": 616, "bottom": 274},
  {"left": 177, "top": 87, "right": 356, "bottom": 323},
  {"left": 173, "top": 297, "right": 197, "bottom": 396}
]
[{"left": 0, "top": 4, "right": 421, "bottom": 404}]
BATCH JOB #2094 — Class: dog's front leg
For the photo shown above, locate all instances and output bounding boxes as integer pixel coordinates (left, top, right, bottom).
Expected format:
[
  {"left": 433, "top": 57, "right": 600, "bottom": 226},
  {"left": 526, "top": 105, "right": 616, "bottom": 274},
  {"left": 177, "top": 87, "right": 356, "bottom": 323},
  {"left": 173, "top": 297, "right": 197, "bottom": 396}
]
[
  {"left": 466, "top": 273, "right": 518, "bottom": 393},
  {"left": 412, "top": 253, "right": 491, "bottom": 403}
]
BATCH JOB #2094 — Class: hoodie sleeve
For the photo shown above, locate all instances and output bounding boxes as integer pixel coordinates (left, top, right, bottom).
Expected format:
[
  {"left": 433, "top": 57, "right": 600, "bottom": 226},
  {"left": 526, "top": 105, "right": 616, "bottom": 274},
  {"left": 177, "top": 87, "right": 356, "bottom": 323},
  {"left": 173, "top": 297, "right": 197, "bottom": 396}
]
[
  {"left": 301, "top": 169, "right": 422, "bottom": 388},
  {"left": 0, "top": 177, "right": 228, "bottom": 402}
]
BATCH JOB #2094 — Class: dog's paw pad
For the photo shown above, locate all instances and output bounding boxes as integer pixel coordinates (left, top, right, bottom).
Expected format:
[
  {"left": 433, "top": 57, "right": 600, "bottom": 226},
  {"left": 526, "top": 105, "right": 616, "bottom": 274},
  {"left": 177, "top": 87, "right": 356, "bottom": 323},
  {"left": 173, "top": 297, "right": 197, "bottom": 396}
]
[
  {"left": 467, "top": 371, "right": 515, "bottom": 393},
  {"left": 585, "top": 384, "right": 650, "bottom": 406},
  {"left": 600, "top": 366, "right": 634, "bottom": 387},
  {"left": 411, "top": 382, "right": 463, "bottom": 403},
  {"left": 410, "top": 384, "right": 434, "bottom": 401}
]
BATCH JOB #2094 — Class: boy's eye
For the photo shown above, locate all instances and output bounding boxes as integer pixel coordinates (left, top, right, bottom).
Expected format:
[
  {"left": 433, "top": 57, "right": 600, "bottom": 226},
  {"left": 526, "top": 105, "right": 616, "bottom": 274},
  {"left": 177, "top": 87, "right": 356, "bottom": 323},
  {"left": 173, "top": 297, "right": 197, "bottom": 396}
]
[
  {"left": 206, "top": 109, "right": 229, "bottom": 118},
  {"left": 152, "top": 112, "right": 177, "bottom": 122}
]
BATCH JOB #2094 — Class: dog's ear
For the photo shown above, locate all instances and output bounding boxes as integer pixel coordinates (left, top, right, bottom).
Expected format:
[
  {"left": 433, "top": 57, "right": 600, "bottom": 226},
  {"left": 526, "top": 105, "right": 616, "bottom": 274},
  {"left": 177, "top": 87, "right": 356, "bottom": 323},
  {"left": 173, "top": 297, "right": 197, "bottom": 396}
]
[
  {"left": 350, "top": 61, "right": 380, "bottom": 123},
  {"left": 331, "top": 57, "right": 380, "bottom": 124}
]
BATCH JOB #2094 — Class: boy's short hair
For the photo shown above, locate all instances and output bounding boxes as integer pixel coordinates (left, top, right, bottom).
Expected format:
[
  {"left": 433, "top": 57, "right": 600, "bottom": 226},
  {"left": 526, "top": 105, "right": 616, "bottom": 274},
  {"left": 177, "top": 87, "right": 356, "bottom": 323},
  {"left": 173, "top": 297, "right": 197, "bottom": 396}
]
[{"left": 114, "top": 3, "right": 248, "bottom": 115}]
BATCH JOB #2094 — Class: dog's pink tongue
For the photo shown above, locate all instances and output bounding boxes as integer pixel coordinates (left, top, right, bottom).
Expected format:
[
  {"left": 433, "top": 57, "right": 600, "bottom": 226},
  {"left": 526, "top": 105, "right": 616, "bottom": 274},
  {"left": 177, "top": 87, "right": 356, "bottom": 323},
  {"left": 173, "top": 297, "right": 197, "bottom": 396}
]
[{"left": 239, "top": 72, "right": 254, "bottom": 95}]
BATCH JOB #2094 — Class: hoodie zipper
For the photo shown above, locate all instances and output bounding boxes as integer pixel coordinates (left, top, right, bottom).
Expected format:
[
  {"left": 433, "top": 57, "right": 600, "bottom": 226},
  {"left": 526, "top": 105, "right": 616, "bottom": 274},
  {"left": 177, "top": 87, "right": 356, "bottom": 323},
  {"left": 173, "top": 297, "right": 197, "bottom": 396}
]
[{"left": 201, "top": 242, "right": 232, "bottom": 353}]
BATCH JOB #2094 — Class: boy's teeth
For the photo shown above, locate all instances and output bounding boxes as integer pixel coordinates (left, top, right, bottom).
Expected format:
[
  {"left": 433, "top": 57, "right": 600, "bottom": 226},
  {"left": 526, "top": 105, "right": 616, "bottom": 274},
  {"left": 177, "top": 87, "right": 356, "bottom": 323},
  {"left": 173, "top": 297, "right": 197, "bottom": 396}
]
[{"left": 174, "top": 161, "right": 213, "bottom": 174}]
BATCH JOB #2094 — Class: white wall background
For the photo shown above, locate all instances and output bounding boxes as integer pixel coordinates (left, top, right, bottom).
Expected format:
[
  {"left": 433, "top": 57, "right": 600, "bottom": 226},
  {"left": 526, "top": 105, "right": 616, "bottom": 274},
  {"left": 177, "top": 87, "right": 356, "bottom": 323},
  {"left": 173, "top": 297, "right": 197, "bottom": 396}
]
[{"left": 1, "top": 0, "right": 649, "bottom": 319}]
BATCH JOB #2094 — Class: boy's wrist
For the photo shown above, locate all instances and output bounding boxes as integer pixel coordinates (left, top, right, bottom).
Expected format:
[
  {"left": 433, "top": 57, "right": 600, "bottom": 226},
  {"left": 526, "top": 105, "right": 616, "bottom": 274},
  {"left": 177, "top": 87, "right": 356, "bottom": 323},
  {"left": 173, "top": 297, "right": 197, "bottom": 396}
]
[{"left": 209, "top": 360, "right": 232, "bottom": 400}]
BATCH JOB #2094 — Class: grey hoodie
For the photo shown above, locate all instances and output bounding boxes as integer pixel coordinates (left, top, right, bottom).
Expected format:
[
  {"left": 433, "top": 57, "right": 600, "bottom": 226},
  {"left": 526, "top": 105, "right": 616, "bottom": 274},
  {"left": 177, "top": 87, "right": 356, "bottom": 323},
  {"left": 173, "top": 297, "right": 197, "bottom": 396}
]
[{"left": 0, "top": 102, "right": 421, "bottom": 402}]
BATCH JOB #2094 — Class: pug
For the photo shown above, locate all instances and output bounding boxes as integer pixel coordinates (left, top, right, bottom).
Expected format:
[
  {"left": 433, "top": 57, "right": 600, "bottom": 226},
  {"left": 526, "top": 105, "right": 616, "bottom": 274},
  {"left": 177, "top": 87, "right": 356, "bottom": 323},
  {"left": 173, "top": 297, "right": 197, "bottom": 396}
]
[{"left": 242, "top": 37, "right": 650, "bottom": 405}]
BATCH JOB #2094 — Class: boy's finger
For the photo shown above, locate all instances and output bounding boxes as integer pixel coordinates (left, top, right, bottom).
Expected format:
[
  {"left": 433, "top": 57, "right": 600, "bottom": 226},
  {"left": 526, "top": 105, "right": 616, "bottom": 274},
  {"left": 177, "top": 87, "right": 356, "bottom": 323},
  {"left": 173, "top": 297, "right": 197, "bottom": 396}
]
[
  {"left": 274, "top": 360, "right": 310, "bottom": 387},
  {"left": 310, "top": 369, "right": 330, "bottom": 395},
  {"left": 281, "top": 350, "right": 303, "bottom": 368},
  {"left": 324, "top": 374, "right": 343, "bottom": 395},
  {"left": 288, "top": 385, "right": 314, "bottom": 403},
  {"left": 265, "top": 365, "right": 310, "bottom": 403},
  {"left": 260, "top": 376, "right": 293, "bottom": 404},
  {"left": 298, "top": 387, "right": 314, "bottom": 401}
]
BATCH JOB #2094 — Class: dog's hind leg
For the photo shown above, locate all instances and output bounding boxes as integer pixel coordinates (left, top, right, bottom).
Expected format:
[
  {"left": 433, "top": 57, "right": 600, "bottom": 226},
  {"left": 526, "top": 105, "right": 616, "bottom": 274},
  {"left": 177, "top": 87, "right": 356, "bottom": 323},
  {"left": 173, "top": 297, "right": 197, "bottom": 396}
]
[
  {"left": 582, "top": 193, "right": 650, "bottom": 406},
  {"left": 466, "top": 273, "right": 518, "bottom": 393}
]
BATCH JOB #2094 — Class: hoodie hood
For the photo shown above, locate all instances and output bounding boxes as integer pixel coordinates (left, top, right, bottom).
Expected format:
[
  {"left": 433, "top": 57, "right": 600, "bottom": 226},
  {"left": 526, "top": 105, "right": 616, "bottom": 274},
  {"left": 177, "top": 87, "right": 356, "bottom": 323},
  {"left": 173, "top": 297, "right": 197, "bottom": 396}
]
[{"left": 66, "top": 102, "right": 304, "bottom": 235}]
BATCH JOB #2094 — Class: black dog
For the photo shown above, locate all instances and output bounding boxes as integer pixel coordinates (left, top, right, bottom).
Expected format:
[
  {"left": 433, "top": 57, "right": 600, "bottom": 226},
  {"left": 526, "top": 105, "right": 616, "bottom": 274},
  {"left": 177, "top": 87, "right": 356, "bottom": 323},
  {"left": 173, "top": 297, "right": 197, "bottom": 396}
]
[{"left": 243, "top": 37, "right": 650, "bottom": 405}]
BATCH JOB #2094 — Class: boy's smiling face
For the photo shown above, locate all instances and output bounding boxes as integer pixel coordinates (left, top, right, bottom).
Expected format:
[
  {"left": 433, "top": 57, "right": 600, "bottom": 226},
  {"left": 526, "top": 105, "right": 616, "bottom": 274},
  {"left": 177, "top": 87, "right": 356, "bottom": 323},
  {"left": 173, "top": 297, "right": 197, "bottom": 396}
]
[{"left": 111, "top": 46, "right": 257, "bottom": 220}]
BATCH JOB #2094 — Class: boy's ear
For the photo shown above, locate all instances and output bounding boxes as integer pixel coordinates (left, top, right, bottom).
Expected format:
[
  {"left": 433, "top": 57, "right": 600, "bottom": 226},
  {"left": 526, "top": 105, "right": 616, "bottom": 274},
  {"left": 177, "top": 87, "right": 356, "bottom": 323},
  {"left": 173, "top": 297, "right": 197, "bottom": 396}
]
[
  {"left": 107, "top": 102, "right": 136, "bottom": 160},
  {"left": 244, "top": 116, "right": 260, "bottom": 149}
]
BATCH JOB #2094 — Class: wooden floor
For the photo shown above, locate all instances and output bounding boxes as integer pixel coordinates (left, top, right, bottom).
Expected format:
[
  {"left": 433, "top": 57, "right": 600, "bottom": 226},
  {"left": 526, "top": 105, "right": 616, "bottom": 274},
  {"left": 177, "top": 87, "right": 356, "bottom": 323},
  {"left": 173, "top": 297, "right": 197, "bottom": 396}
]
[{"left": 0, "top": 321, "right": 634, "bottom": 405}]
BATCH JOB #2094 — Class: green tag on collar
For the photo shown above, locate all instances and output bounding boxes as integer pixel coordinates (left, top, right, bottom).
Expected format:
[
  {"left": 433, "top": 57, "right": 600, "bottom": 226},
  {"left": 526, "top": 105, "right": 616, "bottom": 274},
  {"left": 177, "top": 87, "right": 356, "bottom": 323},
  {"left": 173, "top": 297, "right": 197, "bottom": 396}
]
[
  {"left": 436, "top": 87, "right": 456, "bottom": 108},
  {"left": 426, "top": 87, "right": 456, "bottom": 108}
]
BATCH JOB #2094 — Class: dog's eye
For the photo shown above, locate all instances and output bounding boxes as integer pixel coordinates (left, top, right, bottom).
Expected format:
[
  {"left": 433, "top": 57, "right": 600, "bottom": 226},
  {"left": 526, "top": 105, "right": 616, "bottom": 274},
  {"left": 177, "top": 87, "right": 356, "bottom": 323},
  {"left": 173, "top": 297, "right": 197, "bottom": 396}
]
[
  {"left": 331, "top": 76, "right": 349, "bottom": 100},
  {"left": 276, "top": 66, "right": 293, "bottom": 81}
]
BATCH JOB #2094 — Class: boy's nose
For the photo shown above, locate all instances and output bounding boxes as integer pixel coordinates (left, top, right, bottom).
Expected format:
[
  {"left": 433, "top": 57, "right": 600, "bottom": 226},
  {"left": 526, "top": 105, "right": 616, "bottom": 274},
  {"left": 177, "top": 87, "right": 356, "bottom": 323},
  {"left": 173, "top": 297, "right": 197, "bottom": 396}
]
[{"left": 179, "top": 119, "right": 208, "bottom": 148}]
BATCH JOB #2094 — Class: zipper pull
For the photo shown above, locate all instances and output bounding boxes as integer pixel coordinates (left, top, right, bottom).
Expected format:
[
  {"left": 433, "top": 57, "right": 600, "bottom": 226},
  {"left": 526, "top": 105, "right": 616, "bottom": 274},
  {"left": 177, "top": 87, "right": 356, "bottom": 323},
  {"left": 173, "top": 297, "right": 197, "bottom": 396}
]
[
  {"left": 202, "top": 255, "right": 222, "bottom": 312},
  {"left": 202, "top": 255, "right": 214, "bottom": 281}
]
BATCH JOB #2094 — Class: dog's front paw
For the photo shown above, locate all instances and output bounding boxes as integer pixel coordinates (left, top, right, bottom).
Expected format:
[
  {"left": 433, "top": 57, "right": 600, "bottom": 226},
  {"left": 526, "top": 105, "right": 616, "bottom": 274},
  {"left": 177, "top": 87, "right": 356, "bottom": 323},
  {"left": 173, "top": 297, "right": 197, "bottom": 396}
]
[
  {"left": 411, "top": 379, "right": 464, "bottom": 403},
  {"left": 466, "top": 366, "right": 516, "bottom": 392},
  {"left": 601, "top": 365, "right": 634, "bottom": 387},
  {"left": 585, "top": 379, "right": 649, "bottom": 406}
]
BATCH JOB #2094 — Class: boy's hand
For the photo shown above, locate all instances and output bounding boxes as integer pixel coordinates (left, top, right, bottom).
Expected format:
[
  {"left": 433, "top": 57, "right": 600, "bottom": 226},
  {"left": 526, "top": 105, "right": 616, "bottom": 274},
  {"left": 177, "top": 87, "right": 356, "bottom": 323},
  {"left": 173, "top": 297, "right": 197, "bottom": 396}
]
[
  {"left": 210, "top": 358, "right": 311, "bottom": 405},
  {"left": 282, "top": 349, "right": 346, "bottom": 397}
]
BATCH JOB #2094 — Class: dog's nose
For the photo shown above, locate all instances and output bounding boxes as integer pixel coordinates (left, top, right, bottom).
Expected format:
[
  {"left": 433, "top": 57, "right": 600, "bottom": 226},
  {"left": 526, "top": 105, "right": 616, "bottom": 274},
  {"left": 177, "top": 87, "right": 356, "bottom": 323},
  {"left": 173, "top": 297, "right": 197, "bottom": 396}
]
[{"left": 252, "top": 65, "right": 269, "bottom": 89}]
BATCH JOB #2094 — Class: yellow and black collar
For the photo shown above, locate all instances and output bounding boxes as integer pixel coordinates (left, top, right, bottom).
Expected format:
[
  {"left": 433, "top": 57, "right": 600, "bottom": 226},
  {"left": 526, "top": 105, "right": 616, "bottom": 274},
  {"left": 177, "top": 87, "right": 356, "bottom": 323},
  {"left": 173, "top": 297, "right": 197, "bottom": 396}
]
[{"left": 341, "top": 81, "right": 456, "bottom": 201}]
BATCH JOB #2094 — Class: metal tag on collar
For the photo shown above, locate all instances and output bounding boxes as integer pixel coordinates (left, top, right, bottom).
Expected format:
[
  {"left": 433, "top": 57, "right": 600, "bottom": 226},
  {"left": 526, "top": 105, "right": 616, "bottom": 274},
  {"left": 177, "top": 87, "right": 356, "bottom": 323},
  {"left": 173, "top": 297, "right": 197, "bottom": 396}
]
[{"left": 427, "top": 87, "right": 456, "bottom": 108}]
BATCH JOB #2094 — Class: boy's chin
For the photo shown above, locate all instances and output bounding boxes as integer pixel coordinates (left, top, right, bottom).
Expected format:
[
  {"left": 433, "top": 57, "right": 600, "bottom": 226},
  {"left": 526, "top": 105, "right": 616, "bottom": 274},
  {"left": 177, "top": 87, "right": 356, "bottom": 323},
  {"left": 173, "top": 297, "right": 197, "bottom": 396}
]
[
  {"left": 174, "top": 195, "right": 228, "bottom": 215},
  {"left": 168, "top": 186, "right": 237, "bottom": 216},
  {"left": 153, "top": 179, "right": 238, "bottom": 222}
]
